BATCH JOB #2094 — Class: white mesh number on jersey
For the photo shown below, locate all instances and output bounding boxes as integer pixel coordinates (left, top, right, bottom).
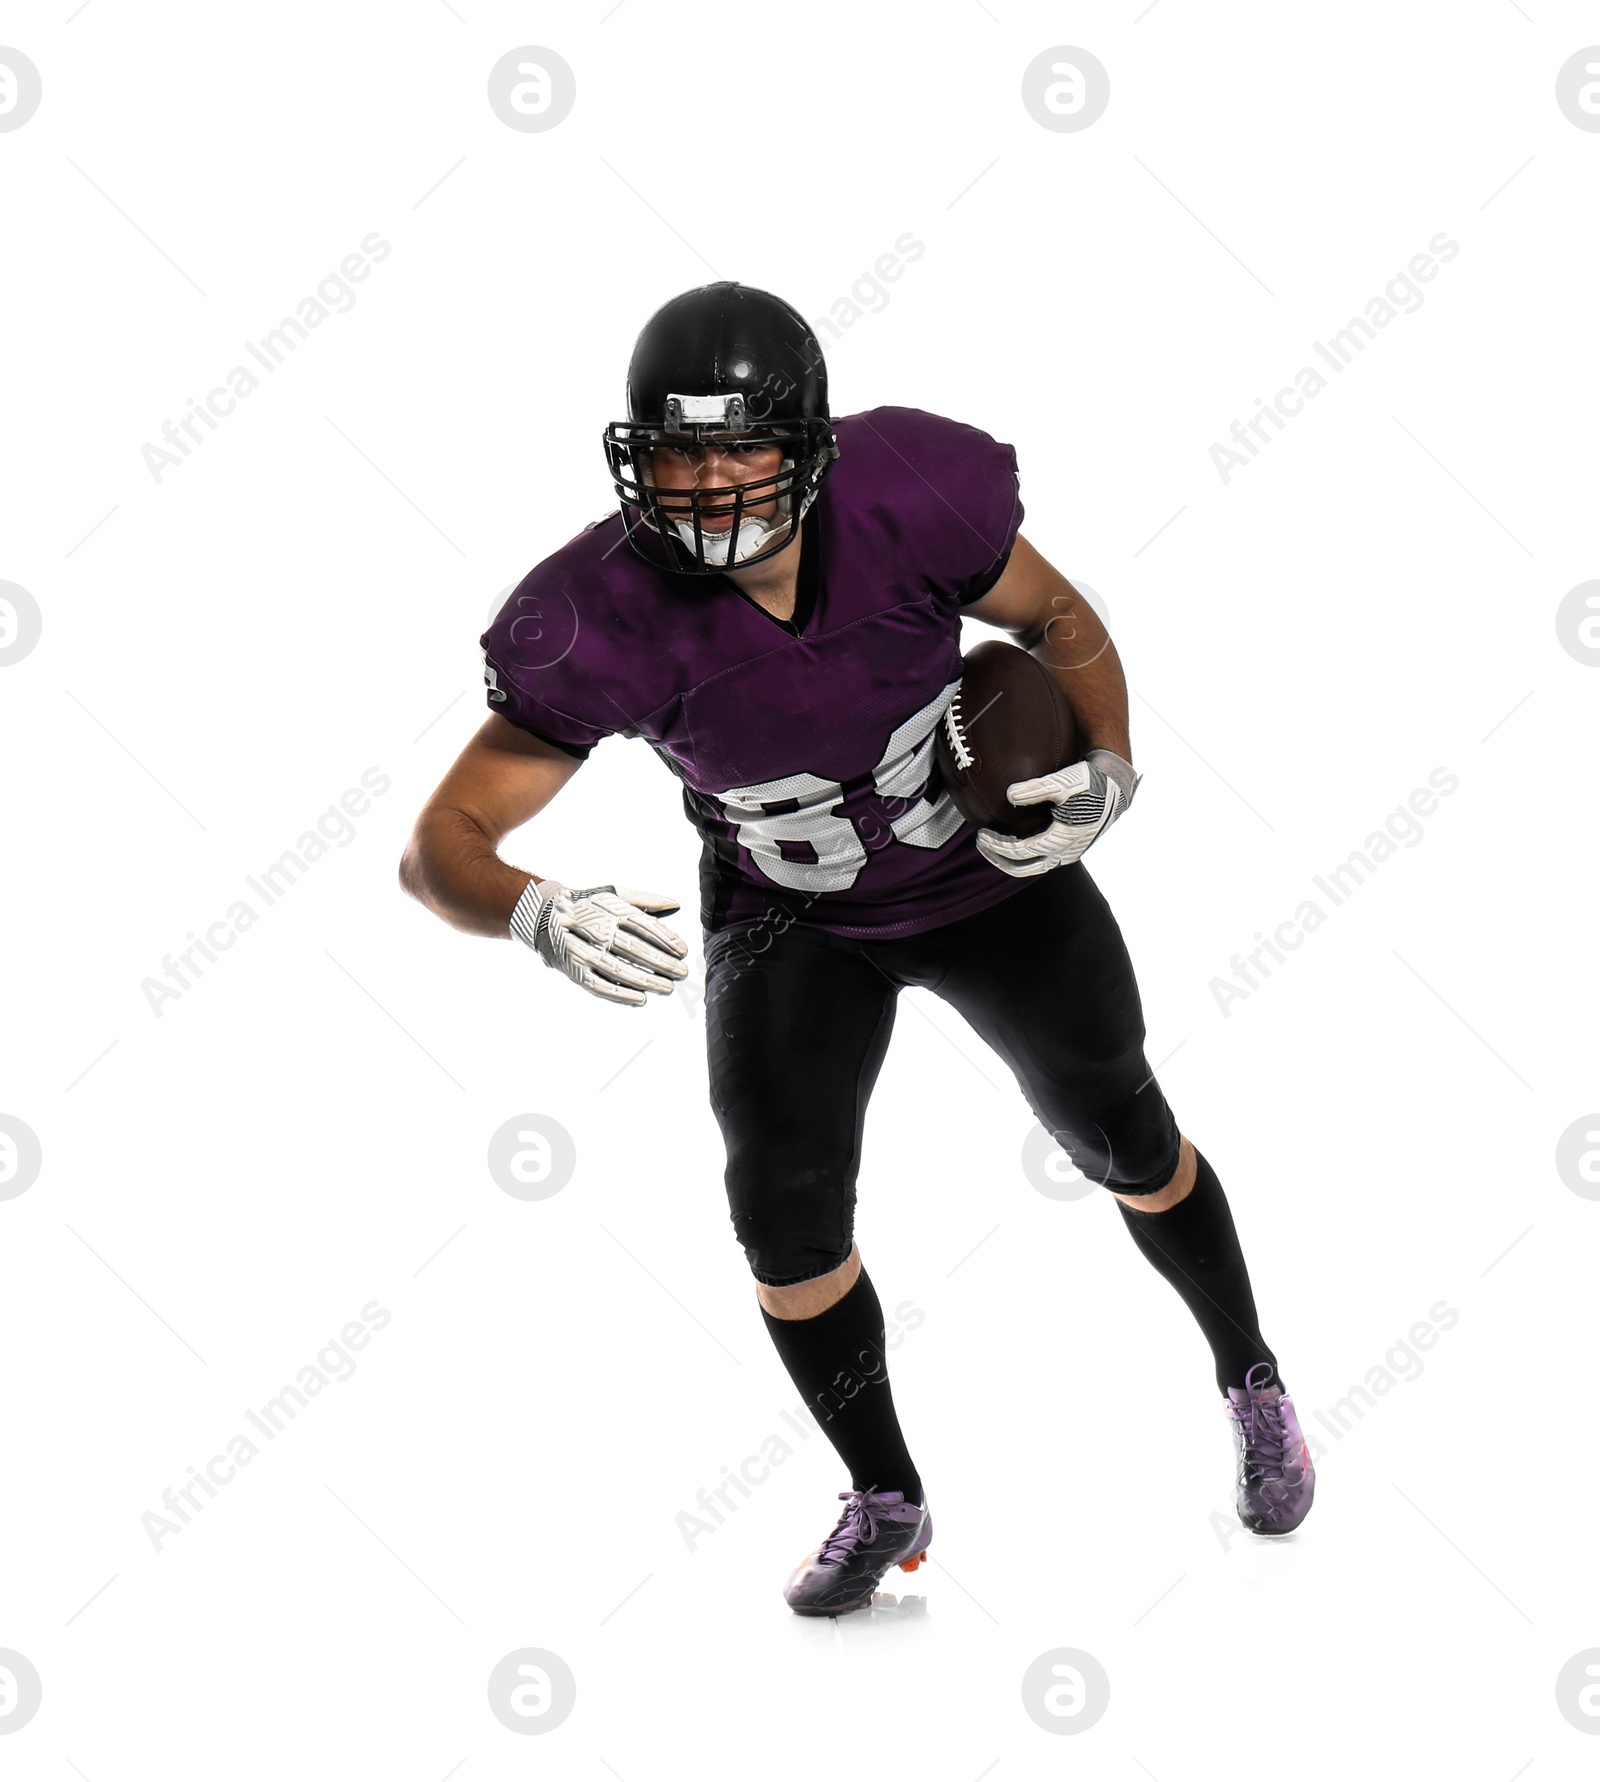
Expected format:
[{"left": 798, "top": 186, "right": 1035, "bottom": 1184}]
[
  {"left": 717, "top": 771, "right": 866, "bottom": 892},
  {"left": 716, "top": 682, "right": 962, "bottom": 892},
  {"left": 872, "top": 681, "right": 963, "bottom": 850}
]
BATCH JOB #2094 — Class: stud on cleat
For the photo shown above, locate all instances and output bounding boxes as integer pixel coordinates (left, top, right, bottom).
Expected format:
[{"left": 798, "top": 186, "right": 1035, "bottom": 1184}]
[{"left": 899, "top": 1550, "right": 927, "bottom": 1572}]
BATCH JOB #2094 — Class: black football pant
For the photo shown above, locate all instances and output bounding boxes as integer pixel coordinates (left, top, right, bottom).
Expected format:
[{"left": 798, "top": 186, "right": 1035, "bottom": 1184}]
[{"left": 703, "top": 864, "right": 1182, "bottom": 1287}]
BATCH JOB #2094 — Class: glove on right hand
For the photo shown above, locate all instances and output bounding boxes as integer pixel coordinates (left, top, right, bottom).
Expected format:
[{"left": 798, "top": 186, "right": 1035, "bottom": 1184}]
[{"left": 510, "top": 879, "right": 690, "bottom": 1007}]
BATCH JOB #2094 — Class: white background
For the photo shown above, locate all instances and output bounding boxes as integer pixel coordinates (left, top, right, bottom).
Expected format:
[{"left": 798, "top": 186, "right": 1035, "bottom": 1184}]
[{"left": 2, "top": 2, "right": 1597, "bottom": 1775}]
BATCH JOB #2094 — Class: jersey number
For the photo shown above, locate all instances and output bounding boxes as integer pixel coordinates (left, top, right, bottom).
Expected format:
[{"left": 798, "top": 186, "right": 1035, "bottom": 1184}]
[{"left": 716, "top": 683, "right": 963, "bottom": 893}]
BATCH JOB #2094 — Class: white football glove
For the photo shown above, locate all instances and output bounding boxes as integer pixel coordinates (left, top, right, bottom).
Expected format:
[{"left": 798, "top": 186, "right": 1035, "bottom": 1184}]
[
  {"left": 975, "top": 749, "right": 1141, "bottom": 878},
  {"left": 509, "top": 879, "right": 690, "bottom": 1006}
]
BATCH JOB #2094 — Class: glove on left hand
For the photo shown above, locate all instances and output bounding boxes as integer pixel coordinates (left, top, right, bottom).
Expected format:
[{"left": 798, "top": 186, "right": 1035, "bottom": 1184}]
[{"left": 975, "top": 749, "right": 1141, "bottom": 877}]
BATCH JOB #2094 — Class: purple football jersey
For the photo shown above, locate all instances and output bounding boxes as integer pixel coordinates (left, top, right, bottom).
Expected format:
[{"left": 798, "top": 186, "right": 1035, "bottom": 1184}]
[{"left": 481, "top": 406, "right": 1028, "bottom": 938}]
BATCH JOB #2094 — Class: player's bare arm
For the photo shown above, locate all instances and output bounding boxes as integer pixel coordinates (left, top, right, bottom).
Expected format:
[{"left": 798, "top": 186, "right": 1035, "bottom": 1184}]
[
  {"left": 399, "top": 715, "right": 577, "bottom": 936},
  {"left": 400, "top": 715, "right": 688, "bottom": 1005},
  {"left": 964, "top": 534, "right": 1130, "bottom": 760}
]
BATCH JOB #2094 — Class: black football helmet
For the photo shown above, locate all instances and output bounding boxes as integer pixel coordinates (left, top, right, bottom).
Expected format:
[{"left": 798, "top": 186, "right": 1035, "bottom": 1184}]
[{"left": 603, "top": 282, "right": 839, "bottom": 574}]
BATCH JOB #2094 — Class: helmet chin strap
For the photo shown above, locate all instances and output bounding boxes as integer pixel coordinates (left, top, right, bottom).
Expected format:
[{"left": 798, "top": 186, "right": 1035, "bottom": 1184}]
[{"left": 671, "top": 458, "right": 809, "bottom": 568}]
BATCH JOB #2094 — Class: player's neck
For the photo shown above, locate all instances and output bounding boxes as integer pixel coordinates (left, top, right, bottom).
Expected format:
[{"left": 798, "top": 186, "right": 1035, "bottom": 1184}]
[{"left": 721, "top": 525, "right": 803, "bottom": 622}]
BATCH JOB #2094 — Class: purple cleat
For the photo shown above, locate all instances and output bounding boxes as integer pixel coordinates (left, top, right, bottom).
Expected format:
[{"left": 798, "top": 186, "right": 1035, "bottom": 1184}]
[
  {"left": 1225, "top": 1362, "right": 1315, "bottom": 1535},
  {"left": 782, "top": 1487, "right": 932, "bottom": 1616}
]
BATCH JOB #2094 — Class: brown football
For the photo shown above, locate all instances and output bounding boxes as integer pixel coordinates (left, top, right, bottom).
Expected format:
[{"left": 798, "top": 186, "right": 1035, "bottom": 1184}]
[{"left": 935, "top": 640, "right": 1079, "bottom": 837}]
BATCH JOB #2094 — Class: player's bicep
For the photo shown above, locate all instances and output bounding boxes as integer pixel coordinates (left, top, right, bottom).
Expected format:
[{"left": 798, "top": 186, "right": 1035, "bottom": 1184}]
[
  {"left": 961, "top": 535, "right": 1060, "bottom": 637},
  {"left": 424, "top": 713, "right": 584, "bottom": 846},
  {"left": 963, "top": 535, "right": 1112, "bottom": 659}
]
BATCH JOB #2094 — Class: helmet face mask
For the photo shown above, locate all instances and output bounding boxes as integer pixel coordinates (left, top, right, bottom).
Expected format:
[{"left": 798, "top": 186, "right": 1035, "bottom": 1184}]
[
  {"left": 603, "top": 284, "right": 839, "bottom": 575},
  {"left": 605, "top": 414, "right": 832, "bottom": 571}
]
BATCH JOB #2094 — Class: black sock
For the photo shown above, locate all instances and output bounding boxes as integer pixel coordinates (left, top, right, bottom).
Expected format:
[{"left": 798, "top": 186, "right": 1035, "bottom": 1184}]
[
  {"left": 759, "top": 1267, "right": 922, "bottom": 1501},
  {"left": 1115, "top": 1148, "right": 1281, "bottom": 1395}
]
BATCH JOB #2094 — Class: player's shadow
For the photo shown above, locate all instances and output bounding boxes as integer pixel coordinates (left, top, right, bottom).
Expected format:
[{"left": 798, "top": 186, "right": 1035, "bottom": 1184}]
[{"left": 788, "top": 1590, "right": 930, "bottom": 1631}]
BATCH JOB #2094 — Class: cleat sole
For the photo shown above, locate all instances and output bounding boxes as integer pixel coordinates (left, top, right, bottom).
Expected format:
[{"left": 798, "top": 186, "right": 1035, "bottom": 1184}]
[{"left": 788, "top": 1591, "right": 875, "bottom": 1618}]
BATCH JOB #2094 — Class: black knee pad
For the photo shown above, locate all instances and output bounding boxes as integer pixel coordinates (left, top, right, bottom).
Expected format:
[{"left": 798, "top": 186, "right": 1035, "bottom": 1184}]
[
  {"left": 1039, "top": 1082, "right": 1182, "bottom": 1199},
  {"left": 725, "top": 1159, "right": 855, "bottom": 1288}
]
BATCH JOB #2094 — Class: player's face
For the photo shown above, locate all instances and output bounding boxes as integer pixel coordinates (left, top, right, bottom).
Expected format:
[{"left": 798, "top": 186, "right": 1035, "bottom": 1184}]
[{"left": 648, "top": 437, "right": 786, "bottom": 533}]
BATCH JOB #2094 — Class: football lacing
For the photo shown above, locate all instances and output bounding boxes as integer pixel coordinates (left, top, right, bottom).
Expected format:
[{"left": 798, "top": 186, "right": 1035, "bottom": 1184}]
[{"left": 942, "top": 697, "right": 975, "bottom": 772}]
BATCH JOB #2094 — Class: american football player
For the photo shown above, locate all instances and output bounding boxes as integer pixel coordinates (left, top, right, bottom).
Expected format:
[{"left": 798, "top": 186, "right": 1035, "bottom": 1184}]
[{"left": 400, "top": 282, "right": 1313, "bottom": 1616}]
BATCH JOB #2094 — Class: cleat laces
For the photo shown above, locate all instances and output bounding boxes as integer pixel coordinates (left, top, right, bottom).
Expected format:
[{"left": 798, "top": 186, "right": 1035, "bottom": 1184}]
[
  {"left": 817, "top": 1488, "right": 886, "bottom": 1566},
  {"left": 1227, "top": 1365, "right": 1301, "bottom": 1491}
]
